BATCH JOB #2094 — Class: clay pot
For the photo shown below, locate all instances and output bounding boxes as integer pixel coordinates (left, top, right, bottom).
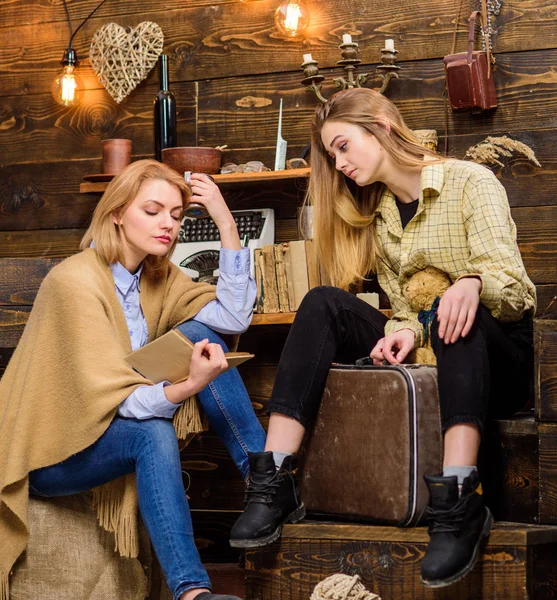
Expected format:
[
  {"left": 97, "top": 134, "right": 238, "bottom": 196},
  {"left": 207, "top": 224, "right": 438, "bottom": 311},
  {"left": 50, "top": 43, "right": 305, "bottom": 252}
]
[
  {"left": 102, "top": 139, "right": 132, "bottom": 175},
  {"left": 161, "top": 147, "right": 223, "bottom": 175}
]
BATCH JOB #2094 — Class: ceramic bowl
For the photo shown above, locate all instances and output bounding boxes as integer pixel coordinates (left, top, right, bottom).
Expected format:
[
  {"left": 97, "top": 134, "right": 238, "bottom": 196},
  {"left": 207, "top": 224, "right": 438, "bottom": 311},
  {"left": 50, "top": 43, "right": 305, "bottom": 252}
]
[{"left": 161, "top": 147, "right": 223, "bottom": 175}]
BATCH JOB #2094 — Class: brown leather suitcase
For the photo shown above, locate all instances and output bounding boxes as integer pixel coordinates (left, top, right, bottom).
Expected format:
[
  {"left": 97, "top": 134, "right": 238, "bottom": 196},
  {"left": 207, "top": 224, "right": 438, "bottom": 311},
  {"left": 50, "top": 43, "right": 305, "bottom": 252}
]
[{"left": 300, "top": 362, "right": 442, "bottom": 526}]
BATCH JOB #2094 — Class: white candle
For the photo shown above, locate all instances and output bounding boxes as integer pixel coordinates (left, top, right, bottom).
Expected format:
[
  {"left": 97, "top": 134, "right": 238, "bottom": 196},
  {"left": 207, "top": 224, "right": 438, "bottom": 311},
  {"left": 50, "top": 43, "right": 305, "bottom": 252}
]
[
  {"left": 385, "top": 38, "right": 395, "bottom": 52},
  {"left": 303, "top": 53, "right": 313, "bottom": 63},
  {"left": 343, "top": 33, "right": 352, "bottom": 45}
]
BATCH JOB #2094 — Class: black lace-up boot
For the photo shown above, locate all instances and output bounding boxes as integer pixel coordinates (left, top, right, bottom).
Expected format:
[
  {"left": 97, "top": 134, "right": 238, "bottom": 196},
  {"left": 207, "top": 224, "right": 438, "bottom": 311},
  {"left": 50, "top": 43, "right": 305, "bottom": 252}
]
[
  {"left": 230, "top": 451, "right": 305, "bottom": 548},
  {"left": 421, "top": 471, "right": 493, "bottom": 588}
]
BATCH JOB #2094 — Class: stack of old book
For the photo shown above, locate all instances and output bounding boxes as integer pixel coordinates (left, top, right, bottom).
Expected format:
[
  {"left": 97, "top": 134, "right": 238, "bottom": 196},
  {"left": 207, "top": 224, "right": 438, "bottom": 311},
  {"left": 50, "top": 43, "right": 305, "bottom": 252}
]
[{"left": 254, "top": 240, "right": 321, "bottom": 313}]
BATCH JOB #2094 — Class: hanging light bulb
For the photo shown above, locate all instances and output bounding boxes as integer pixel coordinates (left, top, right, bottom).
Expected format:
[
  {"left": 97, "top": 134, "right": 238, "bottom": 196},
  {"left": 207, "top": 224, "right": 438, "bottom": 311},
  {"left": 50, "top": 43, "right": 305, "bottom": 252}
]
[
  {"left": 275, "top": 0, "right": 310, "bottom": 37},
  {"left": 52, "top": 48, "right": 82, "bottom": 107},
  {"left": 51, "top": 0, "right": 109, "bottom": 108}
]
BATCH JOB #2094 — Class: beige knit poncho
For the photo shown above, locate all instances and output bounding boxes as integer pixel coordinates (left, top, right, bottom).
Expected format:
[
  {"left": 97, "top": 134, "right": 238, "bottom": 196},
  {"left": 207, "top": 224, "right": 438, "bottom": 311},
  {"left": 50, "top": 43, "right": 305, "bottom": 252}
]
[{"left": 0, "top": 249, "right": 217, "bottom": 599}]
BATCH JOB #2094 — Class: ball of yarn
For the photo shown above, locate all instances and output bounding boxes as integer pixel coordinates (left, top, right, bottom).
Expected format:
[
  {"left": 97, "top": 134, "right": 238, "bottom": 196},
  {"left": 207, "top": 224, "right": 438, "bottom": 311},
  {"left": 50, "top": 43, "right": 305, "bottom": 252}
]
[{"left": 310, "top": 574, "right": 381, "bottom": 600}]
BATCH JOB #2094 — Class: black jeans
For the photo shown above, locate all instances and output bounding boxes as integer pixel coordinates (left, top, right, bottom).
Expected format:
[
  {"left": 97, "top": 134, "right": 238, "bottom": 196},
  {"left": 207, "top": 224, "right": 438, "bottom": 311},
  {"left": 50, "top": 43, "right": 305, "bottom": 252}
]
[{"left": 268, "top": 286, "right": 534, "bottom": 432}]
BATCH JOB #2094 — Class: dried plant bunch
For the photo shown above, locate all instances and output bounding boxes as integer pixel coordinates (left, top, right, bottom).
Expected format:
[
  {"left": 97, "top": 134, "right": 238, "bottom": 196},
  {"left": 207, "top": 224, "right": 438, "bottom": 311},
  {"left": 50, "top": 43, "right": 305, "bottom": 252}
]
[{"left": 465, "top": 135, "right": 541, "bottom": 168}]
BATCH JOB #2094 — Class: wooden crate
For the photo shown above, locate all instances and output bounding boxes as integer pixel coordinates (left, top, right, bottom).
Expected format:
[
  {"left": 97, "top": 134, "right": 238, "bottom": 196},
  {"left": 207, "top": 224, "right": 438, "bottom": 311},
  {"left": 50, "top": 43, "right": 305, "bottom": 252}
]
[
  {"left": 535, "top": 320, "right": 557, "bottom": 422},
  {"left": 245, "top": 522, "right": 557, "bottom": 600},
  {"left": 480, "top": 417, "right": 539, "bottom": 524}
]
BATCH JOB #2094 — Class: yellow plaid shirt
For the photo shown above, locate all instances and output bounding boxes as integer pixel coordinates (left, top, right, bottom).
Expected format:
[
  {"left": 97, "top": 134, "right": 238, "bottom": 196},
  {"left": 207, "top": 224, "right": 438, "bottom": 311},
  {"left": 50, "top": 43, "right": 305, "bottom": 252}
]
[{"left": 375, "top": 159, "right": 536, "bottom": 348}]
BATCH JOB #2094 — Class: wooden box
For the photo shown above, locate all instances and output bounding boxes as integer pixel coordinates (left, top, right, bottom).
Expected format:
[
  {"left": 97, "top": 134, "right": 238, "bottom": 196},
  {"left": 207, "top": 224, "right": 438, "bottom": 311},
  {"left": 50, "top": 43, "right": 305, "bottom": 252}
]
[{"left": 245, "top": 522, "right": 557, "bottom": 599}]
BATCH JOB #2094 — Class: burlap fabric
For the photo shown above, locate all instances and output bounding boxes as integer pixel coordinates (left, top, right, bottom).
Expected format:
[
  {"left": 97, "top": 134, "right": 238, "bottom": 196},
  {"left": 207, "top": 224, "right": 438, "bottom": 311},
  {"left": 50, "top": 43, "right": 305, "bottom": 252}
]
[{"left": 10, "top": 494, "right": 151, "bottom": 600}]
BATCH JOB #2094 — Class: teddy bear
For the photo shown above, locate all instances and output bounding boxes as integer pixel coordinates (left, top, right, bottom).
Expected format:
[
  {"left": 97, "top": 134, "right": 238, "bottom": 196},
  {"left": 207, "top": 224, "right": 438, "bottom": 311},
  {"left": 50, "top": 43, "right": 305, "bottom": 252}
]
[{"left": 402, "top": 266, "right": 452, "bottom": 365}]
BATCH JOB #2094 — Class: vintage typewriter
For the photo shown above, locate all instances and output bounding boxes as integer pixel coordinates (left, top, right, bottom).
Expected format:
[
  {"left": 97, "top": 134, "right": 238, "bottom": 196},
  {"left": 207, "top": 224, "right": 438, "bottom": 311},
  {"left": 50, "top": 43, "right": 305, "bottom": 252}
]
[{"left": 170, "top": 208, "right": 275, "bottom": 283}]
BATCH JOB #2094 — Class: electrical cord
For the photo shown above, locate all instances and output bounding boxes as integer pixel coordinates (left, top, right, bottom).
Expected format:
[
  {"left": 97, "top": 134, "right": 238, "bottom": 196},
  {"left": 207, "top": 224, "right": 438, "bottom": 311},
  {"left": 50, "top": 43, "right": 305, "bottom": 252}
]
[
  {"left": 61, "top": 0, "right": 110, "bottom": 49},
  {"left": 61, "top": 0, "right": 73, "bottom": 43}
]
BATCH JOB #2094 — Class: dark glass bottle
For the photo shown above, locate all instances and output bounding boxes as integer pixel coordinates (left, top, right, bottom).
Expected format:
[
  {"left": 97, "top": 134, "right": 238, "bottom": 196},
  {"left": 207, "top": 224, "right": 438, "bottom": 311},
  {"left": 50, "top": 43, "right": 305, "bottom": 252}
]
[{"left": 154, "top": 54, "right": 177, "bottom": 161}]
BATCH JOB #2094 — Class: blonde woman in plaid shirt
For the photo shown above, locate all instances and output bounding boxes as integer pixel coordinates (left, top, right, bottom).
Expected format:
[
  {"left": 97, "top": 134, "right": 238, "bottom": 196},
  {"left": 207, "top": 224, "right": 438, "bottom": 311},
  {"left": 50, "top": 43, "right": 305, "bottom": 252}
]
[{"left": 230, "top": 88, "right": 536, "bottom": 588}]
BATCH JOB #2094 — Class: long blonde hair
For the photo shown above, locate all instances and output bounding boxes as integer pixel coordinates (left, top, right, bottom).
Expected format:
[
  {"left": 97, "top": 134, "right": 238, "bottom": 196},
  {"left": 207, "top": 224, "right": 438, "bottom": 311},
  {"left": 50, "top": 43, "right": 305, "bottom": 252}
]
[
  {"left": 307, "top": 88, "right": 444, "bottom": 290},
  {"left": 81, "top": 159, "right": 191, "bottom": 280}
]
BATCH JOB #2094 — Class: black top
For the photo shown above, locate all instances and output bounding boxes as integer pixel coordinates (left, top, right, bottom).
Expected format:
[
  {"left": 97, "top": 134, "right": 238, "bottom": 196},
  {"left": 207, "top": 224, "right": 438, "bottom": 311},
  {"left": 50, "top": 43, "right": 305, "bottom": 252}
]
[{"left": 395, "top": 197, "right": 419, "bottom": 230}]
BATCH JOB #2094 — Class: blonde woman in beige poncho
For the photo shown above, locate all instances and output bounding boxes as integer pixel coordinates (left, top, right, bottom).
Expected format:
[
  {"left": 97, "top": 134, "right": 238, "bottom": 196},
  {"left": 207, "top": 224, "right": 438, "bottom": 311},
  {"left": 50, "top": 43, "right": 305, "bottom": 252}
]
[{"left": 0, "top": 160, "right": 265, "bottom": 600}]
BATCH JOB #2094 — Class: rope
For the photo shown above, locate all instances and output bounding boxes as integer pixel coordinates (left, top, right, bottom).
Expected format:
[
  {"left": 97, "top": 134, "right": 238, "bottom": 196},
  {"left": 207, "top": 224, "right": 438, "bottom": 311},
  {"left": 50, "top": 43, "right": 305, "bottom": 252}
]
[{"left": 311, "top": 574, "right": 381, "bottom": 600}]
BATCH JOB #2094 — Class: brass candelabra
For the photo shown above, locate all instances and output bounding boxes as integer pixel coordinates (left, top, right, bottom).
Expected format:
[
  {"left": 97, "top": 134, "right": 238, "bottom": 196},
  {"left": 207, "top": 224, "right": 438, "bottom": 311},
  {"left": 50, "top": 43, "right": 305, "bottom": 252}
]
[{"left": 301, "top": 36, "right": 400, "bottom": 103}]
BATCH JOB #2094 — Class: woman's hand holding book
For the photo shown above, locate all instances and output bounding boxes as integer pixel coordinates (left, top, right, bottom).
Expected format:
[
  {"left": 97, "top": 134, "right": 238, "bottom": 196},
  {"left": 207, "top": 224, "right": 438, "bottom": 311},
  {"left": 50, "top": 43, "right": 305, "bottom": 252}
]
[{"left": 164, "top": 338, "right": 229, "bottom": 404}]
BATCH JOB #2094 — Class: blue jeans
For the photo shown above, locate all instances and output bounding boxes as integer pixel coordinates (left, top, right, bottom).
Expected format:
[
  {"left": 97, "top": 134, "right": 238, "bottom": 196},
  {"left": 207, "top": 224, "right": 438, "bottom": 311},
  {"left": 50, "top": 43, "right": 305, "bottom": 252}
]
[{"left": 29, "top": 321, "right": 265, "bottom": 600}]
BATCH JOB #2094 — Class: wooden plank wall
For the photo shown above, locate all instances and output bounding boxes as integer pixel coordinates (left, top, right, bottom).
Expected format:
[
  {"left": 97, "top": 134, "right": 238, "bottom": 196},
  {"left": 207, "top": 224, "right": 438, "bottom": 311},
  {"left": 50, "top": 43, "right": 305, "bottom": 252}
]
[
  {"left": 2, "top": 0, "right": 557, "bottom": 570},
  {"left": 2, "top": 0, "right": 557, "bottom": 309}
]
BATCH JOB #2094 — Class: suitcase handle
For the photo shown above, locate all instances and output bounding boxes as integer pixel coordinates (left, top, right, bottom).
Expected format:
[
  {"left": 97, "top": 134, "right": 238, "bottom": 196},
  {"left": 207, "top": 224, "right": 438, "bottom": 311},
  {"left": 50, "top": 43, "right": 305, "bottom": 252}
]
[
  {"left": 355, "top": 356, "right": 373, "bottom": 366},
  {"left": 355, "top": 356, "right": 393, "bottom": 367}
]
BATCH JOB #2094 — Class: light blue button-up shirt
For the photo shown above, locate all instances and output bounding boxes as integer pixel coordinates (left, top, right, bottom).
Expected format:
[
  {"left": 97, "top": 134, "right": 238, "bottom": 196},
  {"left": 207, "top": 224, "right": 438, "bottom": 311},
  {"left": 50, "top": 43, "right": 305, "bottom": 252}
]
[{"left": 115, "top": 247, "right": 255, "bottom": 419}]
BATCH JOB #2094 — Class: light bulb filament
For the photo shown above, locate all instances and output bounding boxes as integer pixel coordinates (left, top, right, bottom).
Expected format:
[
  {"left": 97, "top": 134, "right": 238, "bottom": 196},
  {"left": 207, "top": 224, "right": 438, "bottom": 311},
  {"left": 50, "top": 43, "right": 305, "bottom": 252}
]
[
  {"left": 284, "top": 2, "right": 301, "bottom": 34},
  {"left": 60, "top": 67, "right": 77, "bottom": 104}
]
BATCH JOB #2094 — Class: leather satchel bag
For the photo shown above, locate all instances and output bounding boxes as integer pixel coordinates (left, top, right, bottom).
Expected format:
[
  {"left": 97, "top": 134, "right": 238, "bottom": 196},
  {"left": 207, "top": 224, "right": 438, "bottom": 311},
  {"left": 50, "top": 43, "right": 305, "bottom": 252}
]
[{"left": 444, "top": 9, "right": 497, "bottom": 112}]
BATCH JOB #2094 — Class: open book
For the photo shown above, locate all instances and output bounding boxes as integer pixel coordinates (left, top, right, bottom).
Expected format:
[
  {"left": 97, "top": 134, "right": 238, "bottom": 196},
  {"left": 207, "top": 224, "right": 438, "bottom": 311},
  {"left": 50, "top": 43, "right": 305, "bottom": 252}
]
[{"left": 125, "top": 329, "right": 254, "bottom": 384}]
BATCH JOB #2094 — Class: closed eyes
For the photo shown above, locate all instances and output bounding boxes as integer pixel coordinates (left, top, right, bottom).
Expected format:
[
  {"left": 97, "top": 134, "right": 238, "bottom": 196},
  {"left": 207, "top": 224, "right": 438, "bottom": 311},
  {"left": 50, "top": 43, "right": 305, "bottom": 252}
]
[{"left": 144, "top": 210, "right": 181, "bottom": 222}]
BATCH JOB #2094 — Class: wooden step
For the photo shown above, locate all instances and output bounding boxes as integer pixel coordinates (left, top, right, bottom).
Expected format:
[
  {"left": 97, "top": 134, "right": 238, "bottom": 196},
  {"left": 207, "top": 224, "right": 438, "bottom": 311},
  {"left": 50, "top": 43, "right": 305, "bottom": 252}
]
[
  {"left": 481, "top": 417, "right": 539, "bottom": 523},
  {"left": 535, "top": 319, "right": 557, "bottom": 421},
  {"left": 482, "top": 417, "right": 557, "bottom": 525},
  {"left": 245, "top": 522, "right": 557, "bottom": 600}
]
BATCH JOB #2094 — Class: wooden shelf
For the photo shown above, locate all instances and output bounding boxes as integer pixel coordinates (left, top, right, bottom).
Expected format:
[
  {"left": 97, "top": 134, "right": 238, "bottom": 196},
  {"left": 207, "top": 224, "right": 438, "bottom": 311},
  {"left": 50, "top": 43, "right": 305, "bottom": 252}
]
[
  {"left": 213, "top": 167, "right": 309, "bottom": 185},
  {"left": 79, "top": 167, "right": 310, "bottom": 194},
  {"left": 251, "top": 309, "right": 391, "bottom": 326},
  {"left": 80, "top": 181, "right": 109, "bottom": 194},
  {"left": 251, "top": 312, "right": 296, "bottom": 325}
]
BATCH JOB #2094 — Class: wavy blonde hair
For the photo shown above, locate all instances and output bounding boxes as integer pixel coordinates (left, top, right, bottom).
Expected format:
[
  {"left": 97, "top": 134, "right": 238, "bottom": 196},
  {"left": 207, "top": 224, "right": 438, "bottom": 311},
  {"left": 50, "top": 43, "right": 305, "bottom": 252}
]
[
  {"left": 307, "top": 88, "right": 444, "bottom": 290},
  {"left": 81, "top": 159, "right": 191, "bottom": 280}
]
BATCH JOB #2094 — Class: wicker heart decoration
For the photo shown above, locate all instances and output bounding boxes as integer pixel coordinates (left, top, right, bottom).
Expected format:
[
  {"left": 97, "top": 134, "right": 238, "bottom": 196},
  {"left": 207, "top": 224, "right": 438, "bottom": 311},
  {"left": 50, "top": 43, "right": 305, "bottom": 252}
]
[{"left": 90, "top": 21, "right": 164, "bottom": 103}]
